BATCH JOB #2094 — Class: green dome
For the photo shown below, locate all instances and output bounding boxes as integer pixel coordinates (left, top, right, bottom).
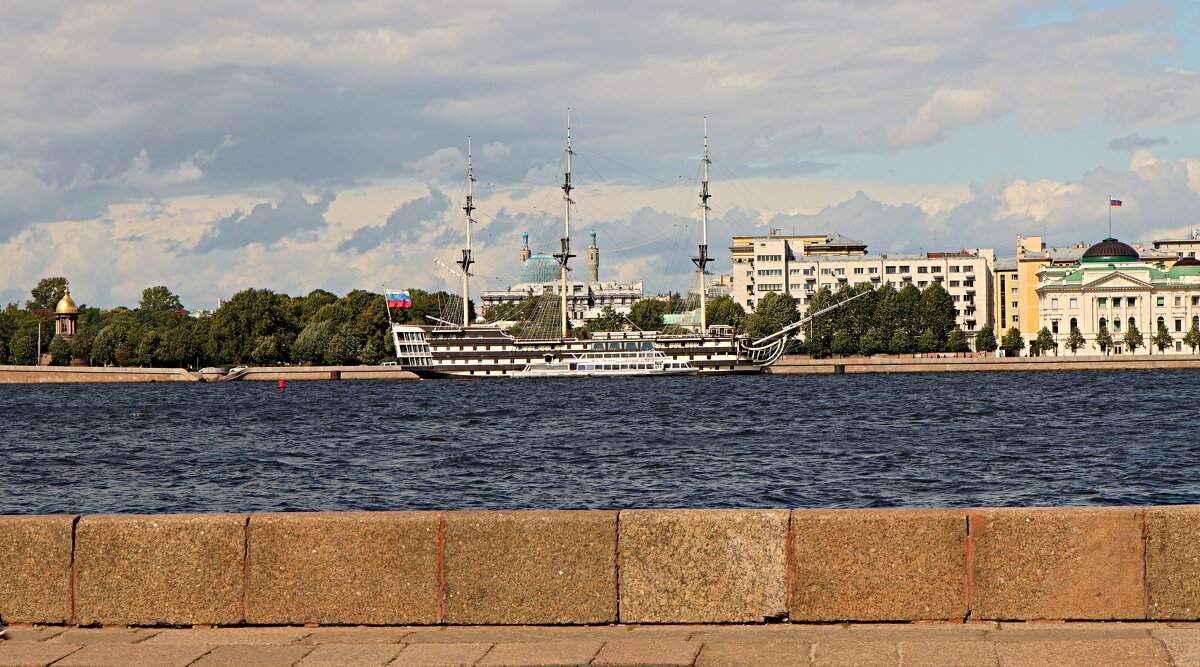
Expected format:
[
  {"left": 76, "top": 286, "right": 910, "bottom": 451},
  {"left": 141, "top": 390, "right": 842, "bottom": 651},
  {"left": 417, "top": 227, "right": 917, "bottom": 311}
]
[
  {"left": 519, "top": 254, "right": 560, "bottom": 283},
  {"left": 1168, "top": 257, "right": 1200, "bottom": 277},
  {"left": 1082, "top": 237, "right": 1139, "bottom": 263}
]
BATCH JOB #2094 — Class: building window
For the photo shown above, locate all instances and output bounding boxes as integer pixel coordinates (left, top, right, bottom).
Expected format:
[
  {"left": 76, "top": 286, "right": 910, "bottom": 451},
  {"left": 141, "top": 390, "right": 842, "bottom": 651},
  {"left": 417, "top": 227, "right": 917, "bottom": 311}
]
[
  {"left": 1114, "top": 319, "right": 1121, "bottom": 332},
  {"left": 1194, "top": 297, "right": 1200, "bottom": 307},
  {"left": 1109, "top": 297, "right": 1118, "bottom": 307},
  {"left": 1158, "top": 316, "right": 1166, "bottom": 332},
  {"left": 950, "top": 280, "right": 960, "bottom": 287},
  {"left": 1070, "top": 318, "right": 1078, "bottom": 331},
  {"left": 920, "top": 281, "right": 929, "bottom": 288},
  {"left": 1052, "top": 321, "right": 1059, "bottom": 334},
  {"left": 918, "top": 266, "right": 928, "bottom": 274},
  {"left": 821, "top": 268, "right": 831, "bottom": 275},
  {"left": 1177, "top": 319, "right": 1184, "bottom": 332},
  {"left": 1176, "top": 296, "right": 1183, "bottom": 307},
  {"left": 1129, "top": 317, "right": 1137, "bottom": 330},
  {"left": 1069, "top": 298, "right": 1077, "bottom": 308},
  {"left": 1011, "top": 301, "right": 1018, "bottom": 308},
  {"left": 952, "top": 294, "right": 960, "bottom": 302},
  {"left": 853, "top": 267, "right": 864, "bottom": 274},
  {"left": 757, "top": 269, "right": 783, "bottom": 276},
  {"left": 756, "top": 254, "right": 782, "bottom": 262},
  {"left": 1099, "top": 317, "right": 1107, "bottom": 331},
  {"left": 1011, "top": 287, "right": 1018, "bottom": 295},
  {"left": 886, "top": 266, "right": 897, "bottom": 274},
  {"left": 899, "top": 265, "right": 910, "bottom": 273},
  {"left": 1157, "top": 296, "right": 1165, "bottom": 307},
  {"left": 868, "top": 267, "right": 878, "bottom": 274},
  {"left": 1051, "top": 298, "right": 1059, "bottom": 309},
  {"left": 804, "top": 268, "right": 815, "bottom": 275},
  {"left": 931, "top": 266, "right": 942, "bottom": 273},
  {"left": 949, "top": 266, "right": 960, "bottom": 273}
]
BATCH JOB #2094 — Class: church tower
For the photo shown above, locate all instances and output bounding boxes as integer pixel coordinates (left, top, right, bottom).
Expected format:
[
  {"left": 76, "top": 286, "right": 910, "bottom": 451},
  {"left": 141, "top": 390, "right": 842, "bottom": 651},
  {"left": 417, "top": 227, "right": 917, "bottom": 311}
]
[{"left": 54, "top": 285, "right": 79, "bottom": 339}]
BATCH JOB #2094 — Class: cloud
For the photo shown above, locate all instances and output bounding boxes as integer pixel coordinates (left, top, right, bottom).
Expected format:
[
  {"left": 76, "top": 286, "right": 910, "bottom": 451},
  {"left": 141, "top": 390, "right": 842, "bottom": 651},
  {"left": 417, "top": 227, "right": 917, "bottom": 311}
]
[
  {"left": 190, "top": 184, "right": 333, "bottom": 253},
  {"left": 887, "top": 87, "right": 1007, "bottom": 148},
  {"left": 1108, "top": 133, "right": 1169, "bottom": 152},
  {"left": 337, "top": 188, "right": 451, "bottom": 254}
]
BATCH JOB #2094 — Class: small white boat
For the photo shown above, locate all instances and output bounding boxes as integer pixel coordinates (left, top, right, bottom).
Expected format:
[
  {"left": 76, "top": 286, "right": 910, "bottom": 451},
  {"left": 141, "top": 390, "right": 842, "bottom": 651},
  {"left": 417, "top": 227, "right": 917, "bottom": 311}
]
[{"left": 512, "top": 349, "right": 698, "bottom": 378}]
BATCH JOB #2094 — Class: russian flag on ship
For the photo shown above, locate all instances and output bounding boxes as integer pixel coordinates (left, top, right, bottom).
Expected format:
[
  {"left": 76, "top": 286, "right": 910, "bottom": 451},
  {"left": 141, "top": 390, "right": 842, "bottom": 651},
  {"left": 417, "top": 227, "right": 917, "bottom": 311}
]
[
  {"left": 1110, "top": 199, "right": 1123, "bottom": 207},
  {"left": 385, "top": 291, "right": 412, "bottom": 308}
]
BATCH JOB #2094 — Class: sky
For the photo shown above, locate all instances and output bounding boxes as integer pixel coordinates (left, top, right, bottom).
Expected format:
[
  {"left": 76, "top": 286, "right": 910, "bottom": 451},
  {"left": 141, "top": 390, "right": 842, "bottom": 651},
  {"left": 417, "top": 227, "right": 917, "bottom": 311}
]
[{"left": 2, "top": 0, "right": 1200, "bottom": 308}]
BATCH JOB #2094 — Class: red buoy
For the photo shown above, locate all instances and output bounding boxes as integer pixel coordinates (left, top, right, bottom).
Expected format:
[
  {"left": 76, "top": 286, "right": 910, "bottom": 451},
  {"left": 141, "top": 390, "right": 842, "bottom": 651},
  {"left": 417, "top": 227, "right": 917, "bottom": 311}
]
[{"left": 278, "top": 379, "right": 286, "bottom": 389}]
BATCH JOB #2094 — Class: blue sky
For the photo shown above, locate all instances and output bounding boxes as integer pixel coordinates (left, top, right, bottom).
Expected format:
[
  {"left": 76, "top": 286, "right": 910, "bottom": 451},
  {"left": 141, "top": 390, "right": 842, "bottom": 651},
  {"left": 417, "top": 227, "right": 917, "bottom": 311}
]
[{"left": 0, "top": 0, "right": 1198, "bottom": 308}]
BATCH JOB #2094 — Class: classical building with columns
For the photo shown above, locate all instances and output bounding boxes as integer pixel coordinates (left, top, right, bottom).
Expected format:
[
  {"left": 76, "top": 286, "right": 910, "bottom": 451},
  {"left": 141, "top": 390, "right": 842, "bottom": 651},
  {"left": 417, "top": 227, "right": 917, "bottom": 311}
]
[
  {"left": 480, "top": 231, "right": 644, "bottom": 323},
  {"left": 55, "top": 286, "right": 79, "bottom": 338},
  {"left": 1036, "top": 237, "right": 1200, "bottom": 355}
]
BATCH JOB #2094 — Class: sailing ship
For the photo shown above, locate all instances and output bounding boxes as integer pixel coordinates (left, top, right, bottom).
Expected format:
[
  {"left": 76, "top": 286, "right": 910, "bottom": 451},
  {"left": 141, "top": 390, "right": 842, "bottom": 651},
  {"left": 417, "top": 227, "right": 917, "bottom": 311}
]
[{"left": 388, "top": 116, "right": 847, "bottom": 379}]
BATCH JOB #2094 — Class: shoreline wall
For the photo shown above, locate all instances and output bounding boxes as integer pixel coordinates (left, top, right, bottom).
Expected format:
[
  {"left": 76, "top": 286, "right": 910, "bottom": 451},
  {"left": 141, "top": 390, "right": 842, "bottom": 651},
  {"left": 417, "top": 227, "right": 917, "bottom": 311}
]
[
  {"left": 0, "top": 365, "right": 199, "bottom": 384},
  {"left": 769, "top": 353, "right": 1200, "bottom": 374},
  {"left": 2, "top": 506, "right": 1198, "bottom": 627}
]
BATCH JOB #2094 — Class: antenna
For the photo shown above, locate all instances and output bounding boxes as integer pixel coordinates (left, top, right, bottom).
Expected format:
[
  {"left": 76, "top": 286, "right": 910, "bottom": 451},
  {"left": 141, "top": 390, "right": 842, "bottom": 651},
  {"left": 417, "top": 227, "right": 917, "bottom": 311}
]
[
  {"left": 692, "top": 117, "right": 712, "bottom": 334},
  {"left": 552, "top": 109, "right": 576, "bottom": 338},
  {"left": 456, "top": 137, "right": 476, "bottom": 326}
]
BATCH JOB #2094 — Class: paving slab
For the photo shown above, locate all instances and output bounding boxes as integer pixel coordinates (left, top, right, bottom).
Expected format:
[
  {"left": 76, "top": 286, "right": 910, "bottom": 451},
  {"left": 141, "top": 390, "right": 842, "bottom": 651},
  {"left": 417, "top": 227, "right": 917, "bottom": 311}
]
[
  {"left": 300, "top": 627, "right": 413, "bottom": 644},
  {"left": 190, "top": 644, "right": 314, "bottom": 666},
  {"left": 403, "top": 626, "right": 693, "bottom": 644},
  {"left": 475, "top": 640, "right": 604, "bottom": 666},
  {"left": 0, "top": 641, "right": 82, "bottom": 667},
  {"left": 0, "top": 628, "right": 66, "bottom": 642},
  {"left": 74, "top": 513, "right": 245, "bottom": 626},
  {"left": 690, "top": 624, "right": 986, "bottom": 644},
  {"left": 969, "top": 507, "right": 1145, "bottom": 620},
  {"left": 619, "top": 509, "right": 789, "bottom": 623},
  {"left": 1148, "top": 505, "right": 1200, "bottom": 619},
  {"left": 592, "top": 639, "right": 702, "bottom": 665},
  {"left": 297, "top": 643, "right": 406, "bottom": 667},
  {"left": 248, "top": 511, "right": 440, "bottom": 625},
  {"left": 811, "top": 640, "right": 896, "bottom": 666},
  {"left": 993, "top": 638, "right": 1171, "bottom": 666},
  {"left": 141, "top": 627, "right": 312, "bottom": 645},
  {"left": 444, "top": 510, "right": 617, "bottom": 625},
  {"left": 388, "top": 642, "right": 491, "bottom": 666},
  {"left": 52, "top": 642, "right": 214, "bottom": 667},
  {"left": 790, "top": 508, "right": 966, "bottom": 621},
  {"left": 899, "top": 640, "right": 996, "bottom": 667},
  {"left": 982, "top": 623, "right": 1152, "bottom": 641},
  {"left": 47, "top": 629, "right": 159, "bottom": 644},
  {"left": 694, "top": 641, "right": 811, "bottom": 667},
  {"left": 0, "top": 515, "right": 75, "bottom": 624}
]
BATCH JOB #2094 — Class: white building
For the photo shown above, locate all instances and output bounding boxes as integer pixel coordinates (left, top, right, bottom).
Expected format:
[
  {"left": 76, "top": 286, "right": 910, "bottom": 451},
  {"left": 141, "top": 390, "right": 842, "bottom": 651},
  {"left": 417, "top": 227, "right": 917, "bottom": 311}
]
[{"left": 730, "top": 233, "right": 995, "bottom": 337}]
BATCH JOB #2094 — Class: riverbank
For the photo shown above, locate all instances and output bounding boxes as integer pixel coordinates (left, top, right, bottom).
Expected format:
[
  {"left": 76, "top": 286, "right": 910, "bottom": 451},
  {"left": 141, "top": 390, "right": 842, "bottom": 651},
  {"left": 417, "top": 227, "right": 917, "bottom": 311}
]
[{"left": 4, "top": 506, "right": 1200, "bottom": 627}]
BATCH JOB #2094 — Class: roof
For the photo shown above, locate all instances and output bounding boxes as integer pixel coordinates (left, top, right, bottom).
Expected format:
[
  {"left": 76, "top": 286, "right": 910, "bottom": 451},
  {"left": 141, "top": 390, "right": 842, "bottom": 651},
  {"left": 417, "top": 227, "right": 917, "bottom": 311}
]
[
  {"left": 1082, "top": 237, "right": 1140, "bottom": 263},
  {"left": 55, "top": 288, "right": 79, "bottom": 314},
  {"left": 994, "top": 258, "right": 1018, "bottom": 271}
]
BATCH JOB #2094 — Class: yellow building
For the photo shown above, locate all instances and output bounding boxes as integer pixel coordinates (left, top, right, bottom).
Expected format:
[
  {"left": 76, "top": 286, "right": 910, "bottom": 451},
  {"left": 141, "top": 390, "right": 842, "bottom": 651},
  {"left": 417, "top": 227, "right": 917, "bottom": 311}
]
[{"left": 993, "top": 258, "right": 1018, "bottom": 333}]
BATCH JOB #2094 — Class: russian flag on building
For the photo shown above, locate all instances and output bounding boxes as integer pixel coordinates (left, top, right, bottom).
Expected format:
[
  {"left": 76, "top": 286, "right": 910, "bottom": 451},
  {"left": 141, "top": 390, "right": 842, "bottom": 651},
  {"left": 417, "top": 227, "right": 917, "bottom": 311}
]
[
  {"left": 1110, "top": 199, "right": 1123, "bottom": 207},
  {"left": 385, "top": 291, "right": 412, "bottom": 308}
]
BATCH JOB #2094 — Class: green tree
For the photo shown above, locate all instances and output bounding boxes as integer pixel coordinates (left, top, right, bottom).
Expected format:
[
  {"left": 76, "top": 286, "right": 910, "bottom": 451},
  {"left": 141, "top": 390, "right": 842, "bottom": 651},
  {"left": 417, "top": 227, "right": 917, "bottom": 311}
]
[
  {"left": 70, "top": 328, "right": 95, "bottom": 365},
  {"left": 917, "top": 327, "right": 939, "bottom": 353},
  {"left": 974, "top": 323, "right": 997, "bottom": 353},
  {"left": 9, "top": 328, "right": 37, "bottom": 365},
  {"left": 831, "top": 330, "right": 855, "bottom": 356},
  {"left": 627, "top": 299, "right": 668, "bottom": 331},
  {"left": 1124, "top": 323, "right": 1144, "bottom": 353},
  {"left": 159, "top": 326, "right": 196, "bottom": 368},
  {"left": 251, "top": 335, "right": 282, "bottom": 365},
  {"left": 27, "top": 277, "right": 68, "bottom": 311},
  {"left": 206, "top": 288, "right": 297, "bottom": 364},
  {"left": 1065, "top": 327, "right": 1085, "bottom": 355},
  {"left": 1001, "top": 327, "right": 1024, "bottom": 357},
  {"left": 858, "top": 326, "right": 885, "bottom": 356},
  {"left": 293, "top": 320, "right": 336, "bottom": 364},
  {"left": 887, "top": 327, "right": 911, "bottom": 354},
  {"left": 896, "top": 283, "right": 922, "bottom": 339},
  {"left": 705, "top": 296, "right": 746, "bottom": 329},
  {"left": 92, "top": 324, "right": 133, "bottom": 366},
  {"left": 946, "top": 328, "right": 969, "bottom": 353},
  {"left": 1152, "top": 325, "right": 1173, "bottom": 353},
  {"left": 1184, "top": 324, "right": 1200, "bottom": 353},
  {"left": 582, "top": 306, "right": 625, "bottom": 334},
  {"left": 1096, "top": 326, "right": 1113, "bottom": 355},
  {"left": 918, "top": 283, "right": 956, "bottom": 343},
  {"left": 48, "top": 336, "right": 71, "bottom": 366},
  {"left": 803, "top": 287, "right": 835, "bottom": 358},
  {"left": 135, "top": 329, "right": 162, "bottom": 366},
  {"left": 324, "top": 331, "right": 360, "bottom": 365},
  {"left": 746, "top": 291, "right": 799, "bottom": 340},
  {"left": 1035, "top": 327, "right": 1056, "bottom": 357},
  {"left": 138, "top": 286, "right": 183, "bottom": 312}
]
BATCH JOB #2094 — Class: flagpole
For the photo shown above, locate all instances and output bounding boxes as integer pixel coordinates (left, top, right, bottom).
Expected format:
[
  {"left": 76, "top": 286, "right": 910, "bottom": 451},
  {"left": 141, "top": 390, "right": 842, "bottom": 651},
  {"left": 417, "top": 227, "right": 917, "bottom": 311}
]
[
  {"left": 382, "top": 285, "right": 394, "bottom": 327},
  {"left": 1108, "top": 194, "right": 1112, "bottom": 238}
]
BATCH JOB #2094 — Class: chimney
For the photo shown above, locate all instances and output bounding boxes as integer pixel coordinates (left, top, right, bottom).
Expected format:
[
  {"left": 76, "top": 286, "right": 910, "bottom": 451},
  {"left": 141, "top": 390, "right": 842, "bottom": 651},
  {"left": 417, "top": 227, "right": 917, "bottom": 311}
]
[{"left": 588, "top": 231, "right": 599, "bottom": 282}]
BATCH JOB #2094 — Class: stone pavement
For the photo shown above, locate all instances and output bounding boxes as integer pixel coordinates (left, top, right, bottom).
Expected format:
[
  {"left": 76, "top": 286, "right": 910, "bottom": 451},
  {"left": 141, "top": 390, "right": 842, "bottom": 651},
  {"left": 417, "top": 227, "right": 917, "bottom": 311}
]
[{"left": 2, "top": 622, "right": 1200, "bottom": 666}]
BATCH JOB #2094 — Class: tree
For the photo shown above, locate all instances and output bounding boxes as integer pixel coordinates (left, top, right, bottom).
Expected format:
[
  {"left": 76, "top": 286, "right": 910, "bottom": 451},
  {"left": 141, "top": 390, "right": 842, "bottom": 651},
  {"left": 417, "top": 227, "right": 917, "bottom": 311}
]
[
  {"left": 324, "top": 331, "right": 360, "bottom": 365},
  {"left": 9, "top": 328, "right": 37, "bottom": 365},
  {"left": 747, "top": 292, "right": 800, "bottom": 340},
  {"left": 705, "top": 296, "right": 746, "bottom": 329},
  {"left": 1035, "top": 327, "right": 1056, "bottom": 357},
  {"left": 206, "top": 288, "right": 297, "bottom": 364},
  {"left": 918, "top": 283, "right": 956, "bottom": 343},
  {"left": 251, "top": 335, "right": 281, "bottom": 365},
  {"left": 974, "top": 323, "right": 997, "bottom": 353},
  {"left": 803, "top": 287, "right": 835, "bottom": 358},
  {"left": 1065, "top": 327, "right": 1085, "bottom": 355},
  {"left": 917, "top": 327, "right": 939, "bottom": 353},
  {"left": 1124, "top": 323, "right": 1144, "bottom": 353},
  {"left": 293, "top": 320, "right": 336, "bottom": 364},
  {"left": 48, "top": 336, "right": 71, "bottom": 366},
  {"left": 1096, "top": 327, "right": 1113, "bottom": 355},
  {"left": 831, "top": 330, "right": 855, "bottom": 356},
  {"left": 627, "top": 299, "right": 668, "bottom": 331},
  {"left": 28, "top": 277, "right": 68, "bottom": 311},
  {"left": 946, "top": 328, "right": 969, "bottom": 353},
  {"left": 1152, "top": 325, "right": 1173, "bottom": 353},
  {"left": 858, "top": 326, "right": 885, "bottom": 356},
  {"left": 582, "top": 307, "right": 625, "bottom": 335},
  {"left": 1184, "top": 325, "right": 1200, "bottom": 353},
  {"left": 138, "top": 286, "right": 183, "bottom": 312},
  {"left": 896, "top": 284, "right": 922, "bottom": 339},
  {"left": 1001, "top": 327, "right": 1024, "bottom": 357},
  {"left": 887, "top": 327, "right": 911, "bottom": 355},
  {"left": 135, "top": 329, "right": 162, "bottom": 366}
]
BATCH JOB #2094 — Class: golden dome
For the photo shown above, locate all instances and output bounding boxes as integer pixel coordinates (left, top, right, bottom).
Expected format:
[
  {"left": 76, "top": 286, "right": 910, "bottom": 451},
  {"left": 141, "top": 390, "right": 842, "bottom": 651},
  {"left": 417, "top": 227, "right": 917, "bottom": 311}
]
[{"left": 55, "top": 287, "right": 79, "bottom": 315}]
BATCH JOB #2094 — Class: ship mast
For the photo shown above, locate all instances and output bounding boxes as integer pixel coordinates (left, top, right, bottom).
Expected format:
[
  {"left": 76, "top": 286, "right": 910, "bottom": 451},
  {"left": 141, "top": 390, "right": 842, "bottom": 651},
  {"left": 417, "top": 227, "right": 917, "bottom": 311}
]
[
  {"left": 456, "top": 137, "right": 476, "bottom": 327},
  {"left": 693, "top": 118, "right": 712, "bottom": 334},
  {"left": 554, "top": 110, "right": 576, "bottom": 338}
]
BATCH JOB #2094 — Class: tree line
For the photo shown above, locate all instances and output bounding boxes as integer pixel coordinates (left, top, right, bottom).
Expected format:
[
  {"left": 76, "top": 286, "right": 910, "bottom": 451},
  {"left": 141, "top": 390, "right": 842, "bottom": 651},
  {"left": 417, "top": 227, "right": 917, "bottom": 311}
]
[{"left": 0, "top": 277, "right": 464, "bottom": 367}]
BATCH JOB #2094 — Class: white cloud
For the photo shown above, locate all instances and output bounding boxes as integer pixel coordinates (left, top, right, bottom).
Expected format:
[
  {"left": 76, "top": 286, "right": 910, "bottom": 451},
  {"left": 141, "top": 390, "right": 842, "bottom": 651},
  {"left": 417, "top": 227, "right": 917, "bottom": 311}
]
[{"left": 887, "top": 87, "right": 1007, "bottom": 148}]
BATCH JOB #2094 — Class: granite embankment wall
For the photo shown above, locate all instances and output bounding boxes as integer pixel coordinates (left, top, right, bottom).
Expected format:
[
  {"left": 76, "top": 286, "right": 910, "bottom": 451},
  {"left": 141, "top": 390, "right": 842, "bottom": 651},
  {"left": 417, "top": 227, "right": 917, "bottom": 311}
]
[
  {"left": 0, "top": 365, "right": 199, "bottom": 384},
  {"left": 3, "top": 506, "right": 1199, "bottom": 627},
  {"left": 769, "top": 353, "right": 1200, "bottom": 374}
]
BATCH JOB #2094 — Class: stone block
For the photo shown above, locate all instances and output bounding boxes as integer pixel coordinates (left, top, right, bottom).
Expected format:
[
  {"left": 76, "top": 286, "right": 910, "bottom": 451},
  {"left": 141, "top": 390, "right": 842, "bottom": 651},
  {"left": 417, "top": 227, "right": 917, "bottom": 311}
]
[
  {"left": 619, "top": 509, "right": 789, "bottom": 623},
  {"left": 297, "top": 644, "right": 405, "bottom": 667},
  {"left": 75, "top": 514, "right": 245, "bottom": 626},
  {"left": 476, "top": 641, "right": 604, "bottom": 666},
  {"left": 811, "top": 640, "right": 897, "bottom": 666},
  {"left": 389, "top": 642, "right": 491, "bottom": 666},
  {"left": 900, "top": 640, "right": 997, "bottom": 667},
  {"left": 969, "top": 507, "right": 1144, "bottom": 620},
  {"left": 247, "top": 512, "right": 440, "bottom": 625},
  {"left": 443, "top": 510, "right": 617, "bottom": 624},
  {"left": 1148, "top": 505, "right": 1200, "bottom": 619},
  {"left": 592, "top": 639, "right": 701, "bottom": 665},
  {"left": 694, "top": 641, "right": 811, "bottom": 667},
  {"left": 190, "top": 645, "right": 315, "bottom": 667},
  {"left": 54, "top": 643, "right": 215, "bottom": 667},
  {"left": 0, "top": 642, "right": 82, "bottom": 667},
  {"left": 790, "top": 508, "right": 967, "bottom": 621},
  {"left": 993, "top": 639, "right": 1170, "bottom": 667},
  {"left": 0, "top": 515, "right": 75, "bottom": 624}
]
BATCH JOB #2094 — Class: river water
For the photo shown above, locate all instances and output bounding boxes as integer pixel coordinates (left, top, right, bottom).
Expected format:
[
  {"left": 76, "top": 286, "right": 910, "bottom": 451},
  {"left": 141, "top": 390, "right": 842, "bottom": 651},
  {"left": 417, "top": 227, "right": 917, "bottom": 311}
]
[{"left": 2, "top": 371, "right": 1198, "bottom": 514}]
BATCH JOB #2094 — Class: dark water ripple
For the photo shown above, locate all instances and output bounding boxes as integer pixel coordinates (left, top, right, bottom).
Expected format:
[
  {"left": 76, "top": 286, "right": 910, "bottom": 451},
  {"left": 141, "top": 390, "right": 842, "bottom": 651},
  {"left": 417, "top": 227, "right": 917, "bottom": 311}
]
[{"left": 2, "top": 370, "right": 1200, "bottom": 514}]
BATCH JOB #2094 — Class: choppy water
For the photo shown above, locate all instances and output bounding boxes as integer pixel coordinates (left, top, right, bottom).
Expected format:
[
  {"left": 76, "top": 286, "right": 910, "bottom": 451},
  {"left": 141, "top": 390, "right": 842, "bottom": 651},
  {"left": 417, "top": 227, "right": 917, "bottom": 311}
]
[{"left": 2, "top": 371, "right": 1199, "bottom": 514}]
